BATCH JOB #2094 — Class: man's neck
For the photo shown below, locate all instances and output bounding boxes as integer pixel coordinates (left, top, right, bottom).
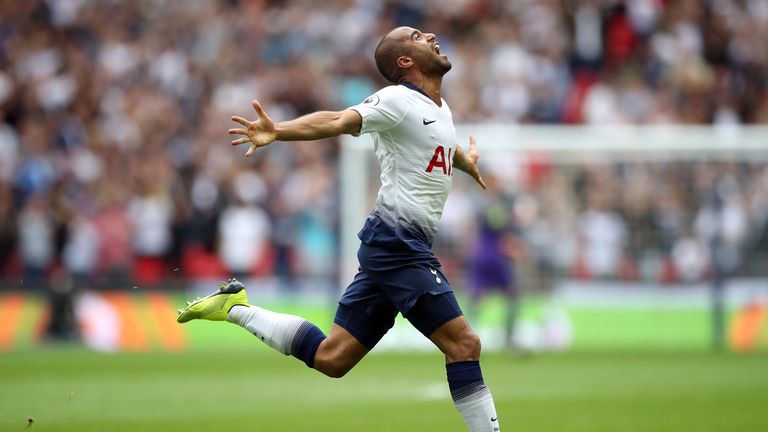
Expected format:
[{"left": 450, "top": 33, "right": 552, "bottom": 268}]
[{"left": 403, "top": 75, "right": 443, "bottom": 106}]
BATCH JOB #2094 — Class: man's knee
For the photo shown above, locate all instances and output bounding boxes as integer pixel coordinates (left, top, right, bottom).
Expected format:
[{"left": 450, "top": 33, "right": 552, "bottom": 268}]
[
  {"left": 431, "top": 316, "right": 483, "bottom": 362},
  {"left": 311, "top": 329, "right": 368, "bottom": 378},
  {"left": 449, "top": 330, "right": 481, "bottom": 361},
  {"left": 313, "top": 350, "right": 354, "bottom": 378}
]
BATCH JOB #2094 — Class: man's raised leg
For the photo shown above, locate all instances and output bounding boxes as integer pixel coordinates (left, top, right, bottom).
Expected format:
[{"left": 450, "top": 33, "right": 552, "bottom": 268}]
[
  {"left": 177, "top": 279, "right": 367, "bottom": 377},
  {"left": 227, "top": 299, "right": 327, "bottom": 368}
]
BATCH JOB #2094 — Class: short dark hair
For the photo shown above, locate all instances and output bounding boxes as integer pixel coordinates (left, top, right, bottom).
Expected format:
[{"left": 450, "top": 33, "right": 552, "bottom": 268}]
[{"left": 374, "top": 34, "right": 408, "bottom": 84}]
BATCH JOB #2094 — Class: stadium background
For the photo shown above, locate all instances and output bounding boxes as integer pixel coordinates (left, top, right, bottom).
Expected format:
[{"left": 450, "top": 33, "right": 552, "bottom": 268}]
[{"left": 1, "top": 0, "right": 767, "bottom": 431}]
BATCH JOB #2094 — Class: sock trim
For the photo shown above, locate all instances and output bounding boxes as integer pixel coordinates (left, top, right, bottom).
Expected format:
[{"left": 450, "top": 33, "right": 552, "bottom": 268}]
[
  {"left": 452, "top": 383, "right": 492, "bottom": 409},
  {"left": 290, "top": 321, "right": 326, "bottom": 368}
]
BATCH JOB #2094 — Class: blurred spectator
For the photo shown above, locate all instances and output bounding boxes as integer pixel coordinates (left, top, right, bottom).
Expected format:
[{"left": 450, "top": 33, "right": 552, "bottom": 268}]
[
  {"left": 694, "top": 173, "right": 748, "bottom": 275},
  {"left": 577, "top": 174, "right": 628, "bottom": 279},
  {"left": 17, "top": 194, "right": 54, "bottom": 287},
  {"left": 62, "top": 214, "right": 100, "bottom": 287},
  {"left": 129, "top": 166, "right": 174, "bottom": 284},
  {"left": 92, "top": 183, "right": 133, "bottom": 287},
  {"left": 218, "top": 171, "right": 270, "bottom": 278}
]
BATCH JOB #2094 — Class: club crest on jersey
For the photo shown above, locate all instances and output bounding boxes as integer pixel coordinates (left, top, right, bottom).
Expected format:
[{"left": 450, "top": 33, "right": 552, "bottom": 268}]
[
  {"left": 362, "top": 95, "right": 380, "bottom": 106},
  {"left": 425, "top": 145, "right": 453, "bottom": 176},
  {"left": 430, "top": 268, "right": 442, "bottom": 284}
]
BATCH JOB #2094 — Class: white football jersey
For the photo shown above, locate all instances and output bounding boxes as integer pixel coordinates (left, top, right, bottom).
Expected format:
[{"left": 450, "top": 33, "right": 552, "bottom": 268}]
[{"left": 350, "top": 83, "right": 456, "bottom": 245}]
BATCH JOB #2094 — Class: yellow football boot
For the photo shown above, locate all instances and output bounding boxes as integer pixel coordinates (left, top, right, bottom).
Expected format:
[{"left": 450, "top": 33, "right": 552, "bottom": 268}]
[{"left": 177, "top": 278, "right": 249, "bottom": 323}]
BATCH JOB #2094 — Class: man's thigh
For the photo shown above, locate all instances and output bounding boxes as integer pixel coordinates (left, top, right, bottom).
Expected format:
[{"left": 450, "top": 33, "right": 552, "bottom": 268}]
[
  {"left": 404, "top": 290, "right": 464, "bottom": 339},
  {"left": 335, "top": 270, "right": 399, "bottom": 350},
  {"left": 359, "top": 243, "right": 453, "bottom": 316}
]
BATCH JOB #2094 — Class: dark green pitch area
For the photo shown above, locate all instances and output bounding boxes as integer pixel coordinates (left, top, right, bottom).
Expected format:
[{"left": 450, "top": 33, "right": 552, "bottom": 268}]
[{"left": 1, "top": 349, "right": 766, "bottom": 432}]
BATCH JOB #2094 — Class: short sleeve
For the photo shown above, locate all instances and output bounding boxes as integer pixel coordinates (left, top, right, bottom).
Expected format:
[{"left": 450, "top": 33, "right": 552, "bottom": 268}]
[{"left": 348, "top": 86, "right": 409, "bottom": 135}]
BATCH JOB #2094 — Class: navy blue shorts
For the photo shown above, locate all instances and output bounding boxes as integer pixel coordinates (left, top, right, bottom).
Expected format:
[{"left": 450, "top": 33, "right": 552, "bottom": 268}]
[{"left": 334, "top": 242, "right": 463, "bottom": 350}]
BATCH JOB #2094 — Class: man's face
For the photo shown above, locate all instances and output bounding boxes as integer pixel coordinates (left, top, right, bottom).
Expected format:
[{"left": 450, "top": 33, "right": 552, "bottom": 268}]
[{"left": 398, "top": 27, "right": 452, "bottom": 77}]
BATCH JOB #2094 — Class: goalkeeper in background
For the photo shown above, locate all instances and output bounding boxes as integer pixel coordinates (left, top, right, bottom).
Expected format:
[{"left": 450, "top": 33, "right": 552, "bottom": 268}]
[{"left": 465, "top": 174, "right": 523, "bottom": 355}]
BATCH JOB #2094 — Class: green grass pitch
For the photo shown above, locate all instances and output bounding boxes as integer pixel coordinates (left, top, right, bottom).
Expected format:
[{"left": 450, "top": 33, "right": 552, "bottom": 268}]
[{"left": 2, "top": 348, "right": 767, "bottom": 431}]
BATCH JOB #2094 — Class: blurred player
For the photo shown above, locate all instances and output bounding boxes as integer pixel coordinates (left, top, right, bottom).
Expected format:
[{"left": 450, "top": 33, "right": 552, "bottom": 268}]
[
  {"left": 178, "top": 27, "right": 501, "bottom": 431},
  {"left": 465, "top": 174, "right": 522, "bottom": 354}
]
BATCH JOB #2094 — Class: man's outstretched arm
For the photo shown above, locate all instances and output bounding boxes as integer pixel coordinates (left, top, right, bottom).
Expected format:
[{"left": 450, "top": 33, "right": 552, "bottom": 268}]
[
  {"left": 229, "top": 100, "right": 362, "bottom": 156},
  {"left": 453, "top": 135, "right": 487, "bottom": 189}
]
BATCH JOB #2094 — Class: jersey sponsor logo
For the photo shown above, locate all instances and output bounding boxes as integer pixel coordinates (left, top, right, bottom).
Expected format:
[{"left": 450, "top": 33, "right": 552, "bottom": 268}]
[
  {"left": 362, "top": 95, "right": 380, "bottom": 106},
  {"left": 422, "top": 118, "right": 436, "bottom": 125},
  {"left": 425, "top": 145, "right": 453, "bottom": 175}
]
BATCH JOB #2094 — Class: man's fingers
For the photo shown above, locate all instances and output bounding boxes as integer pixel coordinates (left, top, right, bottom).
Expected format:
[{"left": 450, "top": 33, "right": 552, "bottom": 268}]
[
  {"left": 467, "top": 135, "right": 484, "bottom": 189},
  {"left": 245, "top": 143, "right": 257, "bottom": 157},
  {"left": 252, "top": 100, "right": 268, "bottom": 119},
  {"left": 476, "top": 175, "right": 487, "bottom": 190},
  {"left": 230, "top": 102, "right": 274, "bottom": 157},
  {"left": 231, "top": 116, "right": 250, "bottom": 127},
  {"left": 469, "top": 135, "right": 478, "bottom": 153}
]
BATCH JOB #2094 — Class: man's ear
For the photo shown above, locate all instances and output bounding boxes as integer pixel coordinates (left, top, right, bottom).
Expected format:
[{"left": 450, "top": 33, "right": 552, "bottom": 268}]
[{"left": 397, "top": 55, "right": 413, "bottom": 69}]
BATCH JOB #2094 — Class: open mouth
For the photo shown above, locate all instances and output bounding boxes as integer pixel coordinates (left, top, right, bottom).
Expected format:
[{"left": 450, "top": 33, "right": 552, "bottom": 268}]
[{"left": 434, "top": 43, "right": 441, "bottom": 55}]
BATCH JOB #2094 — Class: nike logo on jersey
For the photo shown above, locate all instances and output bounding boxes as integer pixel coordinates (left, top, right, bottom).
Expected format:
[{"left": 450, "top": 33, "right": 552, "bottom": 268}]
[
  {"left": 491, "top": 417, "right": 498, "bottom": 422},
  {"left": 422, "top": 118, "right": 436, "bottom": 125}
]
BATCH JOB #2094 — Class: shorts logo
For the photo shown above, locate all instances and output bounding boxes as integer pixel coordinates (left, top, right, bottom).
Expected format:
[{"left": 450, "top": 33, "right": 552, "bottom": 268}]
[
  {"left": 430, "top": 268, "right": 441, "bottom": 284},
  {"left": 362, "top": 95, "right": 380, "bottom": 106}
]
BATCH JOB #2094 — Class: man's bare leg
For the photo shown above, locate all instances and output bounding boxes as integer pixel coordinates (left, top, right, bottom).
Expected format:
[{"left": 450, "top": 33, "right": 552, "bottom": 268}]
[{"left": 431, "top": 316, "right": 501, "bottom": 432}]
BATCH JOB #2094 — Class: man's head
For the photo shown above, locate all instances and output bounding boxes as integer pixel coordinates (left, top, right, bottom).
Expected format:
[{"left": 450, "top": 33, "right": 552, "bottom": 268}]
[{"left": 374, "top": 26, "right": 452, "bottom": 84}]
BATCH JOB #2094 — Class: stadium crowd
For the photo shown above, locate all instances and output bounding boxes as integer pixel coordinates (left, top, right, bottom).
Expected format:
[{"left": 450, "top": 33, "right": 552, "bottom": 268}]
[{"left": 1, "top": 0, "right": 767, "bottom": 290}]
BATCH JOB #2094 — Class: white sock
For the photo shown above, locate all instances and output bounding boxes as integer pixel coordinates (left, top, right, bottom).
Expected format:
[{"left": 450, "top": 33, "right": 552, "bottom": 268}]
[
  {"left": 455, "top": 384, "right": 501, "bottom": 432},
  {"left": 227, "top": 305, "right": 305, "bottom": 355}
]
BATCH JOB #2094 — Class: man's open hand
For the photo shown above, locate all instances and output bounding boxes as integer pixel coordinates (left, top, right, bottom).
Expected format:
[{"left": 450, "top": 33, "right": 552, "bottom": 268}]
[
  {"left": 459, "top": 135, "right": 486, "bottom": 189},
  {"left": 228, "top": 100, "right": 277, "bottom": 157}
]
